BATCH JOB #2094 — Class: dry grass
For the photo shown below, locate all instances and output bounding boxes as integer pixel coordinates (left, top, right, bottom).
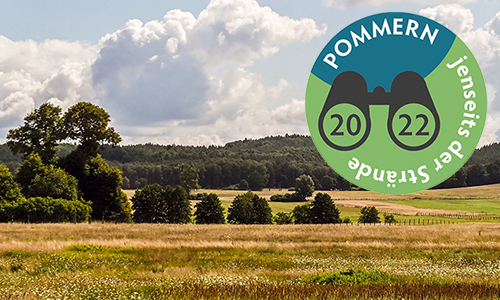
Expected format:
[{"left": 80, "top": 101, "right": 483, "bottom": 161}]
[
  {"left": 3, "top": 223, "right": 500, "bottom": 299},
  {"left": 1, "top": 223, "right": 500, "bottom": 253}
]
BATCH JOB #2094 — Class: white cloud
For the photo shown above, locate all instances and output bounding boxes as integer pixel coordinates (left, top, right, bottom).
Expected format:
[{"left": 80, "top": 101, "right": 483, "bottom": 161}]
[
  {"left": 420, "top": 4, "right": 500, "bottom": 146},
  {"left": 0, "top": 36, "right": 97, "bottom": 130},
  {"left": 324, "top": 0, "right": 476, "bottom": 9},
  {"left": 0, "top": 0, "right": 325, "bottom": 145},
  {"left": 92, "top": 0, "right": 325, "bottom": 144}
]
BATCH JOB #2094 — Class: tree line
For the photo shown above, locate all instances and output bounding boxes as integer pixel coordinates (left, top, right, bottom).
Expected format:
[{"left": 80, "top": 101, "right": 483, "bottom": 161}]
[{"left": 131, "top": 182, "right": 391, "bottom": 225}]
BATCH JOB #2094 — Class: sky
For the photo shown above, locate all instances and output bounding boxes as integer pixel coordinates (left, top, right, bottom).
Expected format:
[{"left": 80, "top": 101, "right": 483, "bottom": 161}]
[{"left": 0, "top": 0, "right": 500, "bottom": 146}]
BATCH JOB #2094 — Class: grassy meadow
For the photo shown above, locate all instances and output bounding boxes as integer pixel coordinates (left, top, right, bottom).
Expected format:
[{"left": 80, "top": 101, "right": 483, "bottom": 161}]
[{"left": 2, "top": 184, "right": 500, "bottom": 299}]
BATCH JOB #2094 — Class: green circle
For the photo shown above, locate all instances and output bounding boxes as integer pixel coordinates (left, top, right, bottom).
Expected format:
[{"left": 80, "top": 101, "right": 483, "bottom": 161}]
[{"left": 306, "top": 13, "right": 487, "bottom": 195}]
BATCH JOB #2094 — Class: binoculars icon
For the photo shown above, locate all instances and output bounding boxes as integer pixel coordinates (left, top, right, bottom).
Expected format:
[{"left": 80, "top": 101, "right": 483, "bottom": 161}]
[{"left": 318, "top": 71, "right": 440, "bottom": 151}]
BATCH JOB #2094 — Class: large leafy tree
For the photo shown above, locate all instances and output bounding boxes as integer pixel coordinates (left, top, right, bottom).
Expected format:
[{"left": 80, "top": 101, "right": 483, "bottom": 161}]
[
  {"left": 295, "top": 174, "right": 315, "bottom": 199},
  {"left": 227, "top": 191, "right": 254, "bottom": 224},
  {"left": 164, "top": 185, "right": 192, "bottom": 224},
  {"left": 227, "top": 191, "right": 272, "bottom": 224},
  {"left": 77, "top": 155, "right": 132, "bottom": 222},
  {"left": 310, "top": 192, "right": 340, "bottom": 224},
  {"left": 63, "top": 102, "right": 121, "bottom": 157},
  {"left": 7, "top": 103, "right": 65, "bottom": 164},
  {"left": 131, "top": 184, "right": 168, "bottom": 223},
  {"left": 194, "top": 193, "right": 225, "bottom": 224}
]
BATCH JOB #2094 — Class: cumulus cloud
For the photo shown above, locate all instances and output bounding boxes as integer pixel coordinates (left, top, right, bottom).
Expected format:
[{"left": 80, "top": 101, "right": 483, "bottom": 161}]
[
  {"left": 421, "top": 4, "right": 500, "bottom": 146},
  {"left": 0, "top": 0, "right": 324, "bottom": 145},
  {"left": 92, "top": 0, "right": 325, "bottom": 144},
  {"left": 0, "top": 37, "right": 96, "bottom": 130},
  {"left": 324, "top": 0, "right": 476, "bottom": 9}
]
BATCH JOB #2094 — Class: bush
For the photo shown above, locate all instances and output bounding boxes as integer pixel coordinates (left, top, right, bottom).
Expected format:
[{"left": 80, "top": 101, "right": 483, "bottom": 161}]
[
  {"left": 16, "top": 153, "right": 79, "bottom": 201},
  {"left": 384, "top": 213, "right": 397, "bottom": 224},
  {"left": 132, "top": 184, "right": 192, "bottom": 224},
  {"left": 274, "top": 212, "right": 293, "bottom": 224},
  {"left": 131, "top": 184, "right": 167, "bottom": 223},
  {"left": 189, "top": 193, "right": 208, "bottom": 200},
  {"left": 270, "top": 193, "right": 304, "bottom": 202},
  {"left": 164, "top": 185, "right": 192, "bottom": 224},
  {"left": 6, "top": 197, "right": 91, "bottom": 223}
]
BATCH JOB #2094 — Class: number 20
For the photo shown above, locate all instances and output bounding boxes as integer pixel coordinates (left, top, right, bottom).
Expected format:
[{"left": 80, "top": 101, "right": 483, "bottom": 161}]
[{"left": 330, "top": 114, "right": 361, "bottom": 136}]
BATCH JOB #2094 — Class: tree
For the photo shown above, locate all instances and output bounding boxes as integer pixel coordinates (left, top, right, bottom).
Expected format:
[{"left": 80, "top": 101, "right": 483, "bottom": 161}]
[
  {"left": 131, "top": 184, "right": 167, "bottom": 223},
  {"left": 384, "top": 213, "right": 397, "bottom": 224},
  {"left": 358, "top": 206, "right": 380, "bottom": 223},
  {"left": 0, "top": 165, "right": 25, "bottom": 222},
  {"left": 7, "top": 103, "right": 65, "bottom": 164},
  {"left": 194, "top": 193, "right": 225, "bottom": 224},
  {"left": 321, "top": 175, "right": 337, "bottom": 191},
  {"left": 15, "top": 154, "right": 79, "bottom": 201},
  {"left": 227, "top": 191, "right": 254, "bottom": 224},
  {"left": 63, "top": 102, "right": 121, "bottom": 157},
  {"left": 310, "top": 192, "right": 340, "bottom": 224},
  {"left": 295, "top": 174, "right": 315, "bottom": 199},
  {"left": 252, "top": 193, "right": 273, "bottom": 224},
  {"left": 247, "top": 171, "right": 268, "bottom": 191},
  {"left": 164, "top": 185, "right": 192, "bottom": 224},
  {"left": 292, "top": 203, "right": 312, "bottom": 224},
  {"left": 227, "top": 191, "right": 272, "bottom": 224},
  {"left": 466, "top": 164, "right": 488, "bottom": 187},
  {"left": 73, "top": 155, "right": 132, "bottom": 222},
  {"left": 274, "top": 212, "right": 293, "bottom": 224},
  {"left": 238, "top": 179, "right": 249, "bottom": 190},
  {"left": 178, "top": 163, "right": 200, "bottom": 195}
]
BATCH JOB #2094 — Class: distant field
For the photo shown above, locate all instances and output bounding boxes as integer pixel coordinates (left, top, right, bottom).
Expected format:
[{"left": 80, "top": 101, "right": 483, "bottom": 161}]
[{"left": 125, "top": 183, "right": 500, "bottom": 219}]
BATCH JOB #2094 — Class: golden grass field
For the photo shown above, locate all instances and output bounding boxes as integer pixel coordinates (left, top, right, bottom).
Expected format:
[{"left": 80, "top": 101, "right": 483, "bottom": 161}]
[
  {"left": 1, "top": 185, "right": 499, "bottom": 299},
  {"left": 2, "top": 223, "right": 500, "bottom": 299}
]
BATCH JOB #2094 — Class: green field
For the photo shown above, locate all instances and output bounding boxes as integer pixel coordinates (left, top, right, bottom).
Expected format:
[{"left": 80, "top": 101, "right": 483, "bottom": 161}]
[{"left": 381, "top": 198, "right": 500, "bottom": 214}]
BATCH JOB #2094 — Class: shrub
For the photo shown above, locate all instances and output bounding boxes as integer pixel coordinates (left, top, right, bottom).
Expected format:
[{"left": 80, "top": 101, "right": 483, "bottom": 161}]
[
  {"left": 10, "top": 197, "right": 91, "bottom": 223},
  {"left": 270, "top": 193, "right": 304, "bottom": 202},
  {"left": 274, "top": 212, "right": 293, "bottom": 224},
  {"left": 384, "top": 213, "right": 397, "bottom": 224}
]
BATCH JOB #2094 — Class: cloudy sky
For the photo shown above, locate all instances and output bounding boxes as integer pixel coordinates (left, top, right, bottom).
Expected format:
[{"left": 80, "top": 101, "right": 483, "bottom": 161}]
[{"left": 1, "top": 0, "right": 500, "bottom": 146}]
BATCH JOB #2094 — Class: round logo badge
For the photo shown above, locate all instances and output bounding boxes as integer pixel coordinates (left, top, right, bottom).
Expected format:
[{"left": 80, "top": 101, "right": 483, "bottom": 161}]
[{"left": 306, "top": 12, "right": 487, "bottom": 195}]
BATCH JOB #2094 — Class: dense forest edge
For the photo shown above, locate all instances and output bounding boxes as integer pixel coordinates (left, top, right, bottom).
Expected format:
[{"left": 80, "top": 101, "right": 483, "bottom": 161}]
[{"left": 1, "top": 134, "right": 499, "bottom": 191}]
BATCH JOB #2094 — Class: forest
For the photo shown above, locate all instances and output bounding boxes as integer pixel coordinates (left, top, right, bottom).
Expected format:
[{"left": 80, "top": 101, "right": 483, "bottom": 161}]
[{"left": 1, "top": 134, "right": 499, "bottom": 191}]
